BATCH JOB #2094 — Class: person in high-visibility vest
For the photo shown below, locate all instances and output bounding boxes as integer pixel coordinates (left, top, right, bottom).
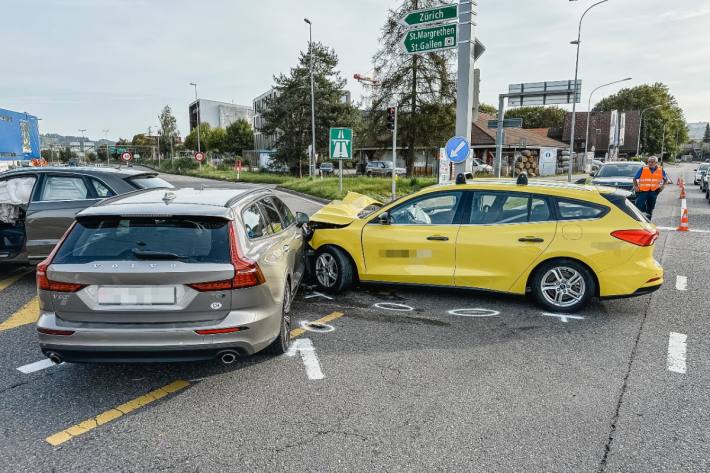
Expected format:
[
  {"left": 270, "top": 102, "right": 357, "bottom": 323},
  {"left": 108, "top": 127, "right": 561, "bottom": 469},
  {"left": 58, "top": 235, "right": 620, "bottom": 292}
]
[{"left": 633, "top": 156, "right": 669, "bottom": 219}]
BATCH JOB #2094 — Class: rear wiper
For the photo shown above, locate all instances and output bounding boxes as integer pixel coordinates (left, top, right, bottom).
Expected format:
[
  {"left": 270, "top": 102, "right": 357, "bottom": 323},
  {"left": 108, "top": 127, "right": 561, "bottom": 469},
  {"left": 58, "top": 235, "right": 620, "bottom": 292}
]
[{"left": 131, "top": 248, "right": 181, "bottom": 260}]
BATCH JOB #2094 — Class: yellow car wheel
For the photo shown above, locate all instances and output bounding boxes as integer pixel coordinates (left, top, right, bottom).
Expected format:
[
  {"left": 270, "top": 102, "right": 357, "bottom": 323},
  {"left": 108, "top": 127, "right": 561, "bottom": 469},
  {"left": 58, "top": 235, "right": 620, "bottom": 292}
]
[
  {"left": 531, "top": 259, "right": 595, "bottom": 313},
  {"left": 315, "top": 247, "right": 354, "bottom": 293}
]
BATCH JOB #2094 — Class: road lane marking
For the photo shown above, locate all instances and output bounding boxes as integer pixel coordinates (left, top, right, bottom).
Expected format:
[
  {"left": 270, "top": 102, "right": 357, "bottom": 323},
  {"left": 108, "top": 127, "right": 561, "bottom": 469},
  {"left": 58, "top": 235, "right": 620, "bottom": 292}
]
[
  {"left": 286, "top": 338, "right": 324, "bottom": 380},
  {"left": 303, "top": 291, "right": 333, "bottom": 300},
  {"left": 657, "top": 226, "right": 710, "bottom": 234},
  {"left": 290, "top": 311, "right": 344, "bottom": 338},
  {"left": 373, "top": 302, "right": 414, "bottom": 312},
  {"left": 0, "top": 268, "right": 33, "bottom": 292},
  {"left": 667, "top": 332, "right": 687, "bottom": 374},
  {"left": 675, "top": 275, "right": 688, "bottom": 291},
  {"left": 45, "top": 380, "right": 190, "bottom": 446},
  {"left": 17, "top": 358, "right": 60, "bottom": 374},
  {"left": 541, "top": 312, "right": 585, "bottom": 323},
  {"left": 0, "top": 297, "right": 39, "bottom": 333},
  {"left": 448, "top": 308, "right": 500, "bottom": 318}
]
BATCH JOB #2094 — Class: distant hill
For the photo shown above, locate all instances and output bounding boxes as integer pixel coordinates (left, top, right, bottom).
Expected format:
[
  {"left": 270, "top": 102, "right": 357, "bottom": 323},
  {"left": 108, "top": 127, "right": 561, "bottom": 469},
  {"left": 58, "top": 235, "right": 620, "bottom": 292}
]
[
  {"left": 687, "top": 122, "right": 708, "bottom": 141},
  {"left": 41, "top": 133, "right": 115, "bottom": 146}
]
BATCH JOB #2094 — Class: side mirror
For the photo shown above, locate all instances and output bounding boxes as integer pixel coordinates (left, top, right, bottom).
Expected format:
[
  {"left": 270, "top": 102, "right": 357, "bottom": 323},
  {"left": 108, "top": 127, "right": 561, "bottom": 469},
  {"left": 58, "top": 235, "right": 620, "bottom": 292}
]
[
  {"left": 295, "top": 212, "right": 309, "bottom": 227},
  {"left": 575, "top": 178, "right": 588, "bottom": 185},
  {"left": 589, "top": 171, "right": 596, "bottom": 177},
  {"left": 694, "top": 168, "right": 697, "bottom": 171},
  {"left": 378, "top": 212, "right": 391, "bottom": 225}
]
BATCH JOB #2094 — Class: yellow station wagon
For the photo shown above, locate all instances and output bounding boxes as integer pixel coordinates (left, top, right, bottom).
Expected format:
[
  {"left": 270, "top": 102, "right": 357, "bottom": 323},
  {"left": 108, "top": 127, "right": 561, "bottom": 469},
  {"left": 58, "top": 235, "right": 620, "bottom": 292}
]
[{"left": 307, "top": 179, "right": 663, "bottom": 312}]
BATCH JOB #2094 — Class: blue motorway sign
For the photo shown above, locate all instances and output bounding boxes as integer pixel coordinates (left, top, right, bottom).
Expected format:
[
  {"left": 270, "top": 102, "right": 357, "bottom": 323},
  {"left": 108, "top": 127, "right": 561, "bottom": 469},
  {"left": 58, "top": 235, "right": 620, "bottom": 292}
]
[
  {"left": 444, "top": 136, "right": 470, "bottom": 164},
  {"left": 0, "top": 108, "right": 40, "bottom": 160}
]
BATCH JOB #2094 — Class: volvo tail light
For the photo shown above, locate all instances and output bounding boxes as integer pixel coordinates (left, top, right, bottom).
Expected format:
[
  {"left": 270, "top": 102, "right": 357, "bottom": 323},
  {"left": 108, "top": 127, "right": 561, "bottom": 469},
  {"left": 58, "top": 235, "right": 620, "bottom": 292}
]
[
  {"left": 36, "top": 222, "right": 87, "bottom": 293},
  {"left": 611, "top": 229, "right": 659, "bottom": 247},
  {"left": 188, "top": 223, "right": 265, "bottom": 292}
]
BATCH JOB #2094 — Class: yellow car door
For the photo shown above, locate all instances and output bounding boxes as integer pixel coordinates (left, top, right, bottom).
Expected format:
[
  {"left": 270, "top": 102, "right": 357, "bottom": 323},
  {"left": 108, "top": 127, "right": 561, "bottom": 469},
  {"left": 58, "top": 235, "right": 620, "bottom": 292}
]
[
  {"left": 361, "top": 191, "right": 463, "bottom": 286},
  {"left": 454, "top": 191, "right": 557, "bottom": 292}
]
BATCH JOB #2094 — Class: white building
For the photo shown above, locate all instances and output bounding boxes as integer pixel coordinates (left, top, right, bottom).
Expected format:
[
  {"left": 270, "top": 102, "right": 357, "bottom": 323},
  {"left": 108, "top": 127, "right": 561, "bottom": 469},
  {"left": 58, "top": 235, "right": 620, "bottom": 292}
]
[{"left": 189, "top": 99, "right": 254, "bottom": 132}]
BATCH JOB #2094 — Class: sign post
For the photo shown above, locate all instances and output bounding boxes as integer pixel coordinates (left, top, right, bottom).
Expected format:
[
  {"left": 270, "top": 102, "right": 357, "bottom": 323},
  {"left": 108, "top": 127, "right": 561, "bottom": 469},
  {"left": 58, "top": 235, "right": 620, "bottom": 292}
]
[
  {"left": 453, "top": 0, "right": 477, "bottom": 177},
  {"left": 235, "top": 159, "right": 242, "bottom": 180},
  {"left": 120, "top": 151, "right": 133, "bottom": 166},
  {"left": 194, "top": 151, "right": 205, "bottom": 169},
  {"left": 329, "top": 128, "right": 353, "bottom": 196}
]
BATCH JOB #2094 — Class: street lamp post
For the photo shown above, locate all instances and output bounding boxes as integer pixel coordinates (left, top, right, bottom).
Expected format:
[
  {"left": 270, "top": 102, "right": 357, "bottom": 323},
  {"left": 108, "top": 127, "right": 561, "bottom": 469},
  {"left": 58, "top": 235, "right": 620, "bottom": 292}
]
[
  {"left": 79, "top": 129, "right": 87, "bottom": 162},
  {"left": 636, "top": 104, "right": 662, "bottom": 157},
  {"left": 584, "top": 77, "right": 631, "bottom": 160},
  {"left": 190, "top": 82, "right": 201, "bottom": 155},
  {"left": 567, "top": 0, "right": 609, "bottom": 182},
  {"left": 304, "top": 18, "right": 316, "bottom": 179}
]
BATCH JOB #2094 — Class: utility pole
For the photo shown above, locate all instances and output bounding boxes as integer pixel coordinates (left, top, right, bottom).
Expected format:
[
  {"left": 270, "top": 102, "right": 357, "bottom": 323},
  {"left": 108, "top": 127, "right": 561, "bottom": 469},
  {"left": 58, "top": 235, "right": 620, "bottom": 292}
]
[
  {"left": 453, "top": 0, "right": 477, "bottom": 177},
  {"left": 392, "top": 107, "right": 398, "bottom": 201},
  {"left": 102, "top": 129, "right": 110, "bottom": 166},
  {"left": 305, "top": 18, "right": 316, "bottom": 179},
  {"left": 190, "top": 82, "right": 201, "bottom": 154}
]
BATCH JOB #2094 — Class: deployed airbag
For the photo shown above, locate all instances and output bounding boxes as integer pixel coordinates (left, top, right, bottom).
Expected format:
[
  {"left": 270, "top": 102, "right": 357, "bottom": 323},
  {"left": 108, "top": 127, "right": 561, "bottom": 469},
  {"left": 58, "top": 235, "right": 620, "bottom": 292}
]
[{"left": 0, "top": 177, "right": 36, "bottom": 224}]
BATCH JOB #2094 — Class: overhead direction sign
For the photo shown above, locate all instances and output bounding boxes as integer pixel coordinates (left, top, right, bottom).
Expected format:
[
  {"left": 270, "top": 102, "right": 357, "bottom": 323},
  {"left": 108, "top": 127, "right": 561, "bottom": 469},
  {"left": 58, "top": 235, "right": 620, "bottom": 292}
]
[
  {"left": 329, "top": 128, "right": 353, "bottom": 160},
  {"left": 402, "top": 24, "right": 457, "bottom": 55},
  {"left": 401, "top": 4, "right": 457, "bottom": 27},
  {"left": 488, "top": 118, "right": 523, "bottom": 129},
  {"left": 507, "top": 80, "right": 582, "bottom": 107},
  {"left": 445, "top": 136, "right": 471, "bottom": 164}
]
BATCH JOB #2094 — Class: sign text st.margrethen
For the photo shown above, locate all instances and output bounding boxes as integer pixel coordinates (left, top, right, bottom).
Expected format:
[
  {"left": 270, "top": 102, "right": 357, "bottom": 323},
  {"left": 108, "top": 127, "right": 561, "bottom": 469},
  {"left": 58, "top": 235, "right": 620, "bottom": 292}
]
[{"left": 403, "top": 24, "right": 457, "bottom": 53}]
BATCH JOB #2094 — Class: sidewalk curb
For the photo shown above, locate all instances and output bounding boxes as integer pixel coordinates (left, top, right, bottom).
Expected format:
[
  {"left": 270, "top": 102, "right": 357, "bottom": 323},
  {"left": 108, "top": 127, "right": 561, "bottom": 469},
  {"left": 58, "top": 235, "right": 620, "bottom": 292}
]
[{"left": 275, "top": 186, "right": 331, "bottom": 205}]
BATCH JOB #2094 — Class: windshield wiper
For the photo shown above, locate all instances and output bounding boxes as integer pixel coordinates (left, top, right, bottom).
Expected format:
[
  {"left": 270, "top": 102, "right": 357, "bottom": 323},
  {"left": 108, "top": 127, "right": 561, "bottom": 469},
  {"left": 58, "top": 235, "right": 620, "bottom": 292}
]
[{"left": 131, "top": 248, "right": 181, "bottom": 260}]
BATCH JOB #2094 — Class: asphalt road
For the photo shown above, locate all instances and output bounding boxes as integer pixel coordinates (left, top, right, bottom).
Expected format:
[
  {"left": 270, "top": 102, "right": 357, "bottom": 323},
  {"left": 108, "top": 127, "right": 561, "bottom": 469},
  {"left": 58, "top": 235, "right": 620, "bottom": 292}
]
[{"left": 0, "top": 163, "right": 707, "bottom": 472}]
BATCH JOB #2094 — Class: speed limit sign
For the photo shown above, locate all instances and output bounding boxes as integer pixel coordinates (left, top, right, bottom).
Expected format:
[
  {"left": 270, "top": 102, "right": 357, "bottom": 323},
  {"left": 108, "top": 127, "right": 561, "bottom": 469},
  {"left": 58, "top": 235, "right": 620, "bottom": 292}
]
[
  {"left": 194, "top": 152, "right": 206, "bottom": 162},
  {"left": 120, "top": 152, "right": 133, "bottom": 162}
]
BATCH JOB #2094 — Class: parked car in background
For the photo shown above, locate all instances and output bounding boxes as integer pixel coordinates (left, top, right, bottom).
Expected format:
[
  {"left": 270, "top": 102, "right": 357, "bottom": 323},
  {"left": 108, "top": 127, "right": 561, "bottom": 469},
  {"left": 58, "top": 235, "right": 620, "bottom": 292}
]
[
  {"left": 0, "top": 167, "right": 173, "bottom": 264},
  {"left": 307, "top": 180, "right": 662, "bottom": 313},
  {"left": 694, "top": 163, "right": 709, "bottom": 186},
  {"left": 365, "top": 161, "right": 406, "bottom": 177},
  {"left": 319, "top": 162, "right": 334, "bottom": 175},
  {"left": 472, "top": 158, "right": 494, "bottom": 174},
  {"left": 589, "top": 162, "right": 644, "bottom": 202},
  {"left": 36, "top": 187, "right": 310, "bottom": 364}
]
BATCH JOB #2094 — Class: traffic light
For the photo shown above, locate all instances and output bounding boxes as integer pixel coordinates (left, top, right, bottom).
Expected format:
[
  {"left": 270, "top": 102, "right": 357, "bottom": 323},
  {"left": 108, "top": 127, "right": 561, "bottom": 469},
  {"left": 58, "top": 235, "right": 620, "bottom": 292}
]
[{"left": 387, "top": 107, "right": 396, "bottom": 130}]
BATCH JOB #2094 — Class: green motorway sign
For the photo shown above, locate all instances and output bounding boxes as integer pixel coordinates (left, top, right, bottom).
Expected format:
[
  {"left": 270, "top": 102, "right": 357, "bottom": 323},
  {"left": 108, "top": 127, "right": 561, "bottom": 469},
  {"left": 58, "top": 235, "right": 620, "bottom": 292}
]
[
  {"left": 329, "top": 128, "right": 353, "bottom": 160},
  {"left": 401, "top": 24, "right": 457, "bottom": 55},
  {"left": 400, "top": 4, "right": 457, "bottom": 27}
]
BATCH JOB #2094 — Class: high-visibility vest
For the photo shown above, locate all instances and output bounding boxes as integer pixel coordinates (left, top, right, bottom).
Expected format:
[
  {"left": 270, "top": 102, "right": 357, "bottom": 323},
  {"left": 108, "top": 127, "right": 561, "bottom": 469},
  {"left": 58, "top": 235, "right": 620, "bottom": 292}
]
[{"left": 638, "top": 166, "right": 664, "bottom": 191}]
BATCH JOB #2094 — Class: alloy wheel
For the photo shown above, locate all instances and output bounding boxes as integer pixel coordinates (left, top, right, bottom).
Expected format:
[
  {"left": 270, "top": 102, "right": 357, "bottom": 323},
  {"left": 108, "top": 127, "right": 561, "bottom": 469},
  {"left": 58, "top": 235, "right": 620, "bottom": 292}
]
[
  {"left": 316, "top": 253, "right": 338, "bottom": 288},
  {"left": 540, "top": 266, "right": 586, "bottom": 309}
]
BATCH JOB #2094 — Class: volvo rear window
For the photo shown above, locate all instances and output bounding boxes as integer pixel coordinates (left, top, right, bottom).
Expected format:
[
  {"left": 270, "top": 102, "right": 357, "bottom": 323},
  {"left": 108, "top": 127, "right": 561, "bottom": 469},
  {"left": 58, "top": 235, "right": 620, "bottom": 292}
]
[
  {"left": 126, "top": 175, "right": 174, "bottom": 189},
  {"left": 53, "top": 217, "right": 230, "bottom": 264}
]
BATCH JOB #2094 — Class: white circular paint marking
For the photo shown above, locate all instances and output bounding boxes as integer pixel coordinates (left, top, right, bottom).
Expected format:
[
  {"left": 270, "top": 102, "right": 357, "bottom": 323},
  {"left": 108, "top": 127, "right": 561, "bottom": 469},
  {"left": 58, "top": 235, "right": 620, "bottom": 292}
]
[
  {"left": 299, "top": 321, "right": 335, "bottom": 333},
  {"left": 447, "top": 308, "right": 501, "bottom": 318},
  {"left": 373, "top": 302, "right": 414, "bottom": 312}
]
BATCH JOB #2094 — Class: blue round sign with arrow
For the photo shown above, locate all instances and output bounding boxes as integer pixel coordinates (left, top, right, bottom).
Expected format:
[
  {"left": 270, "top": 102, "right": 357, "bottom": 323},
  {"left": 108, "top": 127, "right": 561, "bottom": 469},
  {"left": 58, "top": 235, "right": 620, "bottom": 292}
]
[{"left": 445, "top": 136, "right": 471, "bottom": 164}]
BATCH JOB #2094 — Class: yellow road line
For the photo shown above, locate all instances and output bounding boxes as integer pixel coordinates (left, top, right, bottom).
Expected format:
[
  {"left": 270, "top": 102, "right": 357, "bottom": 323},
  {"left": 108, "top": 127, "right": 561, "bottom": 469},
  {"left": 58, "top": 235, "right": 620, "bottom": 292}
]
[
  {"left": 45, "top": 380, "right": 190, "bottom": 446},
  {"left": 0, "top": 297, "right": 39, "bottom": 333},
  {"left": 290, "top": 311, "right": 344, "bottom": 338},
  {"left": 0, "top": 268, "right": 33, "bottom": 292}
]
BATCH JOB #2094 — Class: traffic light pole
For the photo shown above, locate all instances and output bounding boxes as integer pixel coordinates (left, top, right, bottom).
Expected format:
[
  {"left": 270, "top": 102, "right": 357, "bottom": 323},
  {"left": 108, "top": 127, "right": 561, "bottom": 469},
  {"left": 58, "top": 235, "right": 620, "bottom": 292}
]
[
  {"left": 392, "top": 107, "right": 398, "bottom": 201},
  {"left": 453, "top": 0, "right": 477, "bottom": 177}
]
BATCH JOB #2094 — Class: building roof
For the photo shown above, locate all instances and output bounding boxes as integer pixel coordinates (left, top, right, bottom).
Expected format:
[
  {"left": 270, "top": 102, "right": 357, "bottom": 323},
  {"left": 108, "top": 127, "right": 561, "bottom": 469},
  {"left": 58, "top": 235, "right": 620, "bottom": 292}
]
[{"left": 472, "top": 114, "right": 568, "bottom": 149}]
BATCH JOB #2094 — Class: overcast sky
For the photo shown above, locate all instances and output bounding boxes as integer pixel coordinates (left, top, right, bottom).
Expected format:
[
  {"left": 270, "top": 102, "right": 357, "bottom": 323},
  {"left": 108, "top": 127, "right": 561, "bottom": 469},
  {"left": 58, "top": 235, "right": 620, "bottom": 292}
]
[{"left": 3, "top": 0, "right": 708, "bottom": 141}]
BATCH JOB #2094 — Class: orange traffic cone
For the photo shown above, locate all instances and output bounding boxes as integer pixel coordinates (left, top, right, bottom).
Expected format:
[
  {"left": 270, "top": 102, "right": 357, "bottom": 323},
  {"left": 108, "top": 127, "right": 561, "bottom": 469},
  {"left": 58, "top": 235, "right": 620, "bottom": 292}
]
[{"left": 677, "top": 199, "right": 689, "bottom": 232}]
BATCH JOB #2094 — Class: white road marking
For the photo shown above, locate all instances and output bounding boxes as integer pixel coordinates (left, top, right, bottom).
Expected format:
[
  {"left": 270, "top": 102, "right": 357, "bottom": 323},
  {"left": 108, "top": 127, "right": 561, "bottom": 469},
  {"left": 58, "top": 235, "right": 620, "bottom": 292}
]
[
  {"left": 675, "top": 275, "right": 688, "bottom": 291},
  {"left": 447, "top": 308, "right": 501, "bottom": 318},
  {"left": 373, "top": 302, "right": 414, "bottom": 312},
  {"left": 667, "top": 332, "right": 687, "bottom": 374},
  {"left": 286, "top": 338, "right": 324, "bottom": 380},
  {"left": 541, "top": 312, "right": 585, "bottom": 323},
  {"left": 17, "top": 358, "right": 60, "bottom": 374},
  {"left": 656, "top": 226, "right": 710, "bottom": 234},
  {"left": 303, "top": 291, "right": 333, "bottom": 300}
]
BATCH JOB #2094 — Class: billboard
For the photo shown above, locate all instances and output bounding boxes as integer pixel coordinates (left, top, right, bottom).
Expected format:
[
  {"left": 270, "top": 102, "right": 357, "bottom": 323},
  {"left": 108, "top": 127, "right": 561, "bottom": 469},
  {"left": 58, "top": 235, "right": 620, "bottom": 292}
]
[
  {"left": 0, "top": 108, "right": 40, "bottom": 161},
  {"left": 609, "top": 110, "right": 619, "bottom": 147},
  {"left": 618, "top": 113, "right": 626, "bottom": 147}
]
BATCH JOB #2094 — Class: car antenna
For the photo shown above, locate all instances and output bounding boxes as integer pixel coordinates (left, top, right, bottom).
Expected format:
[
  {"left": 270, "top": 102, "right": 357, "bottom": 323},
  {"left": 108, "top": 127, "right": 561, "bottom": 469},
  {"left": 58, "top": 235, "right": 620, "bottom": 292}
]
[{"left": 516, "top": 172, "right": 528, "bottom": 186}]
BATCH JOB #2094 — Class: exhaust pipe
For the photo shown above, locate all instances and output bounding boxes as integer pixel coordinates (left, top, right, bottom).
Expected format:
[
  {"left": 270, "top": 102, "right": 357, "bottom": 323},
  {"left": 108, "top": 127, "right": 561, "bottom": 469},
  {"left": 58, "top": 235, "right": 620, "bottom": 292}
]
[
  {"left": 218, "top": 350, "right": 238, "bottom": 366},
  {"left": 47, "top": 352, "right": 63, "bottom": 365}
]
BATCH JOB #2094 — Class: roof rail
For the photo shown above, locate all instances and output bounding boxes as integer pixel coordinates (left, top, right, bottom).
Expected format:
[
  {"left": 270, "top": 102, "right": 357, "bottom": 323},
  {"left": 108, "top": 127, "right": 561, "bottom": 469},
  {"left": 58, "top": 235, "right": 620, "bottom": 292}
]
[
  {"left": 224, "top": 187, "right": 270, "bottom": 208},
  {"left": 92, "top": 187, "right": 159, "bottom": 207}
]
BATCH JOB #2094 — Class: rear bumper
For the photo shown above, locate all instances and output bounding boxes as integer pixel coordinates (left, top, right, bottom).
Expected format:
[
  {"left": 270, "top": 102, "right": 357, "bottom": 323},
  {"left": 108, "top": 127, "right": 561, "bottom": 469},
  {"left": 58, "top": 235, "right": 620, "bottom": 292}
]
[
  {"left": 596, "top": 255, "right": 663, "bottom": 298},
  {"left": 36, "top": 305, "right": 282, "bottom": 363},
  {"left": 600, "top": 283, "right": 662, "bottom": 300}
]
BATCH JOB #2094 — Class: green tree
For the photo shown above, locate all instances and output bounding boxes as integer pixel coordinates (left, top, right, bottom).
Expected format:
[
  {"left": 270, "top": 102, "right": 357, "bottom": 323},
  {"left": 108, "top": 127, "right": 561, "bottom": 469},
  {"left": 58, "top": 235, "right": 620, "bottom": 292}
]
[
  {"left": 59, "top": 147, "right": 77, "bottom": 163},
  {"left": 158, "top": 105, "right": 179, "bottom": 156},
  {"left": 370, "top": 0, "right": 457, "bottom": 174},
  {"left": 703, "top": 123, "right": 710, "bottom": 143},
  {"left": 225, "top": 119, "right": 254, "bottom": 156},
  {"left": 593, "top": 83, "right": 688, "bottom": 157},
  {"left": 504, "top": 106, "right": 566, "bottom": 129},
  {"left": 262, "top": 42, "right": 360, "bottom": 173},
  {"left": 479, "top": 103, "right": 498, "bottom": 116},
  {"left": 183, "top": 123, "right": 212, "bottom": 152},
  {"left": 207, "top": 128, "right": 227, "bottom": 154}
]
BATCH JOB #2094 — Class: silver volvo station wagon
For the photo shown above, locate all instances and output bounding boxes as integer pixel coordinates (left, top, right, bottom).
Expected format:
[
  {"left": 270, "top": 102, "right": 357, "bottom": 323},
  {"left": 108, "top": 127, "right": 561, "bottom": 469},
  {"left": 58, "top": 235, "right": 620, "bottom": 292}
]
[{"left": 35, "top": 187, "right": 309, "bottom": 364}]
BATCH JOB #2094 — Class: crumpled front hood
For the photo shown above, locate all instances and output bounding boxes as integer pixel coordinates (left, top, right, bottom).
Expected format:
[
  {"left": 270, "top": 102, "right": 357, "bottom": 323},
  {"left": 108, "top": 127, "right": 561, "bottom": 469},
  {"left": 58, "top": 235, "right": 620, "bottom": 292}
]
[{"left": 309, "top": 192, "right": 382, "bottom": 226}]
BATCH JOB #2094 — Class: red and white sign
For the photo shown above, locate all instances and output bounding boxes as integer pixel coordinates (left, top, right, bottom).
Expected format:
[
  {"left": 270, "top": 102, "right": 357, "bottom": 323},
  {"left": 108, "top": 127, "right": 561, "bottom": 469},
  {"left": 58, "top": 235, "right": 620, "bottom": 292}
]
[
  {"left": 120, "top": 152, "right": 133, "bottom": 162},
  {"left": 236, "top": 160, "right": 242, "bottom": 171},
  {"left": 194, "top": 152, "right": 206, "bottom": 162}
]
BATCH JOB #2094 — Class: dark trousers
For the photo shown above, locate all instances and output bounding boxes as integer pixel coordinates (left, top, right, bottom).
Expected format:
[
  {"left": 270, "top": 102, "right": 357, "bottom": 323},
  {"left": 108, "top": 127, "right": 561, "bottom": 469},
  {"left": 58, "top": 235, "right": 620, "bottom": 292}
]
[{"left": 636, "top": 190, "right": 660, "bottom": 218}]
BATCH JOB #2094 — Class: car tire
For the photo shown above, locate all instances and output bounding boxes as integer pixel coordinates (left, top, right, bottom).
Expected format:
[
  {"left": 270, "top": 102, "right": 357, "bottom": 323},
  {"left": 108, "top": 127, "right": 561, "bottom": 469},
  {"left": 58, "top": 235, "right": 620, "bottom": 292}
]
[
  {"left": 315, "top": 246, "right": 354, "bottom": 293},
  {"left": 531, "top": 259, "right": 595, "bottom": 313},
  {"left": 265, "top": 280, "right": 292, "bottom": 355}
]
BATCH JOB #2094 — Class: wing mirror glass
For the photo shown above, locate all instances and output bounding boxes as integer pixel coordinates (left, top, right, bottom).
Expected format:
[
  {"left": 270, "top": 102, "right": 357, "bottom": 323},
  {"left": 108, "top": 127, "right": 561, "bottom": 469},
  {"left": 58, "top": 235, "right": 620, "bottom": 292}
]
[
  {"left": 378, "top": 212, "right": 391, "bottom": 225},
  {"left": 295, "top": 212, "right": 309, "bottom": 227},
  {"left": 589, "top": 171, "right": 596, "bottom": 177}
]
